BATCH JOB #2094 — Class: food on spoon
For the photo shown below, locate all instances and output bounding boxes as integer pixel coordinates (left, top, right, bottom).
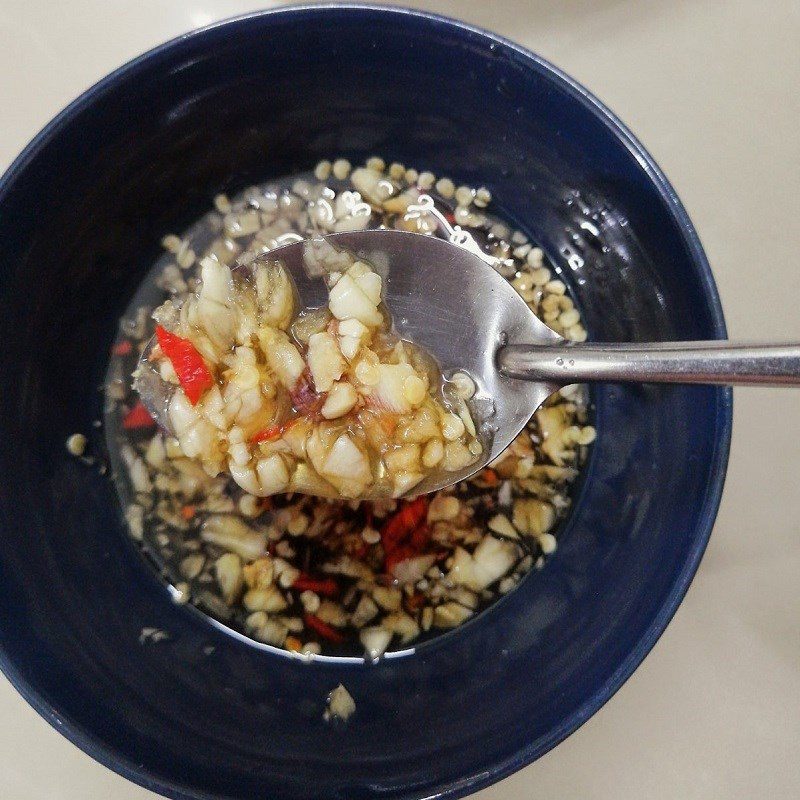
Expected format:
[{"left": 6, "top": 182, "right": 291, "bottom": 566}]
[{"left": 139, "top": 242, "right": 481, "bottom": 499}]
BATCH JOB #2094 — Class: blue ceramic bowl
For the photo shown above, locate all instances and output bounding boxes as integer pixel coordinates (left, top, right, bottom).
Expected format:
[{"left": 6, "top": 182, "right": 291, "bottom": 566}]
[{"left": 0, "top": 6, "right": 731, "bottom": 799}]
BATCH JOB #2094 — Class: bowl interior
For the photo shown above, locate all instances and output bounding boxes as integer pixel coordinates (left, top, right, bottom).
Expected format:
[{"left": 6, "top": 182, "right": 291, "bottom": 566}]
[{"left": 0, "top": 8, "right": 730, "bottom": 800}]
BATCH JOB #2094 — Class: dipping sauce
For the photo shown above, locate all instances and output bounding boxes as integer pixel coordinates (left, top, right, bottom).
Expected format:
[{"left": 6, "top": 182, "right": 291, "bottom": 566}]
[{"left": 105, "top": 156, "right": 593, "bottom": 659}]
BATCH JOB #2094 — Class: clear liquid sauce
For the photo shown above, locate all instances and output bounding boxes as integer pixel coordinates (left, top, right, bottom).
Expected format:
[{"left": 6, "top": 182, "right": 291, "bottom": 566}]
[{"left": 104, "top": 164, "right": 593, "bottom": 659}]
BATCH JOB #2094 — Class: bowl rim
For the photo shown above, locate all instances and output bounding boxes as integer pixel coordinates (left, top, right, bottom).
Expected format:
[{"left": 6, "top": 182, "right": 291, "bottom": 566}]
[{"left": 0, "top": 5, "right": 733, "bottom": 800}]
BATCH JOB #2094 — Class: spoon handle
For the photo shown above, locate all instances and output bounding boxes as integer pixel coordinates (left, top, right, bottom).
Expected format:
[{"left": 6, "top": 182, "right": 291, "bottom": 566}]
[{"left": 497, "top": 341, "right": 800, "bottom": 387}]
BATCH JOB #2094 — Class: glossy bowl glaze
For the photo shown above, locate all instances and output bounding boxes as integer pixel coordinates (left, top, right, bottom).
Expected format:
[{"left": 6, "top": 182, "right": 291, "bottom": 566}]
[{"left": 0, "top": 6, "right": 731, "bottom": 800}]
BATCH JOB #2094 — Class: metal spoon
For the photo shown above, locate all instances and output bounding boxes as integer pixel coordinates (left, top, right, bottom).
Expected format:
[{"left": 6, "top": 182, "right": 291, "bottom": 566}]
[{"left": 136, "top": 228, "right": 800, "bottom": 496}]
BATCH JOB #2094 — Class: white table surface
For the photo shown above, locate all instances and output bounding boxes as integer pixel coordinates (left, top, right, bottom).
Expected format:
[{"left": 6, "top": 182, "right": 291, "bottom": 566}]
[{"left": 2, "top": 2, "right": 798, "bottom": 798}]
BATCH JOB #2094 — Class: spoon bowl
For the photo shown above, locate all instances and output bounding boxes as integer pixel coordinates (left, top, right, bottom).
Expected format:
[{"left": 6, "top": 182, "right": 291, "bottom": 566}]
[{"left": 136, "top": 229, "right": 563, "bottom": 497}]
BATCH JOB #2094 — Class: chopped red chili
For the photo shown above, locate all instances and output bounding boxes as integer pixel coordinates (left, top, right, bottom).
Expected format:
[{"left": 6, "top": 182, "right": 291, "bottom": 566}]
[
  {"left": 380, "top": 497, "right": 429, "bottom": 555},
  {"left": 122, "top": 401, "right": 156, "bottom": 430},
  {"left": 481, "top": 468, "right": 500, "bottom": 486},
  {"left": 409, "top": 523, "right": 430, "bottom": 551},
  {"left": 155, "top": 325, "right": 214, "bottom": 405},
  {"left": 385, "top": 544, "right": 420, "bottom": 576},
  {"left": 112, "top": 339, "right": 133, "bottom": 357},
  {"left": 293, "top": 575, "right": 339, "bottom": 597},
  {"left": 304, "top": 614, "right": 345, "bottom": 643},
  {"left": 250, "top": 422, "right": 292, "bottom": 444},
  {"left": 285, "top": 636, "right": 302, "bottom": 652}
]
